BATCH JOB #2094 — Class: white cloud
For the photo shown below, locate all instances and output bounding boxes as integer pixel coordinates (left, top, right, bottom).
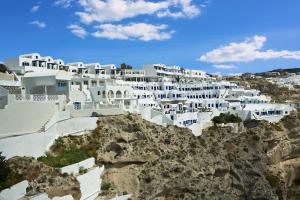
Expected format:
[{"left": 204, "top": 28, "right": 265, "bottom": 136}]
[
  {"left": 53, "top": 0, "right": 74, "bottom": 8},
  {"left": 29, "top": 20, "right": 46, "bottom": 28},
  {"left": 31, "top": 5, "right": 40, "bottom": 12},
  {"left": 199, "top": 35, "right": 300, "bottom": 63},
  {"left": 67, "top": 24, "right": 87, "bottom": 38},
  {"left": 92, "top": 23, "right": 173, "bottom": 41},
  {"left": 157, "top": 0, "right": 200, "bottom": 19},
  {"left": 213, "top": 64, "right": 237, "bottom": 69},
  {"left": 75, "top": 0, "right": 200, "bottom": 24}
]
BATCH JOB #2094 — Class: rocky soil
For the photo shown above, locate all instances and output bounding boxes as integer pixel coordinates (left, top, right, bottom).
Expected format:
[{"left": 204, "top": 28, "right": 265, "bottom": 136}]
[
  {"left": 7, "top": 157, "right": 81, "bottom": 199},
  {"left": 94, "top": 115, "right": 279, "bottom": 200},
  {"left": 5, "top": 111, "right": 300, "bottom": 200},
  {"left": 39, "top": 112, "right": 298, "bottom": 200}
]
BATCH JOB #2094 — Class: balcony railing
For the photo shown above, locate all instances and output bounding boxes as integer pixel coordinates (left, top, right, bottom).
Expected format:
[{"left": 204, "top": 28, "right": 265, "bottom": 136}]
[{"left": 14, "top": 94, "right": 59, "bottom": 102}]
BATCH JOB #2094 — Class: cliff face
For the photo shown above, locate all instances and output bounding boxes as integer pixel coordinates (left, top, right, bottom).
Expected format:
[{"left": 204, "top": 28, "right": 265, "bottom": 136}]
[
  {"left": 72, "top": 113, "right": 293, "bottom": 200},
  {"left": 90, "top": 115, "right": 279, "bottom": 200},
  {"left": 93, "top": 113, "right": 300, "bottom": 200},
  {"left": 265, "top": 111, "right": 300, "bottom": 199},
  {"left": 5, "top": 112, "right": 300, "bottom": 200}
]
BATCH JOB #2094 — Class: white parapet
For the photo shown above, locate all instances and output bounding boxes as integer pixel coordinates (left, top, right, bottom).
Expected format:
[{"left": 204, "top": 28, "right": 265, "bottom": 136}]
[
  {"left": 0, "top": 180, "right": 29, "bottom": 200},
  {"left": 109, "top": 194, "right": 132, "bottom": 200},
  {"left": 52, "top": 195, "right": 74, "bottom": 200},
  {"left": 76, "top": 166, "right": 105, "bottom": 200},
  {"left": 0, "top": 115, "right": 98, "bottom": 159},
  {"left": 30, "top": 193, "right": 74, "bottom": 200},
  {"left": 60, "top": 157, "right": 95, "bottom": 175},
  {"left": 30, "top": 193, "right": 49, "bottom": 200}
]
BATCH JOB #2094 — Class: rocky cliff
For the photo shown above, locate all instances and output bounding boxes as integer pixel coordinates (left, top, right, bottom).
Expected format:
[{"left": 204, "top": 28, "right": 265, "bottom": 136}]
[{"left": 3, "top": 111, "right": 300, "bottom": 200}]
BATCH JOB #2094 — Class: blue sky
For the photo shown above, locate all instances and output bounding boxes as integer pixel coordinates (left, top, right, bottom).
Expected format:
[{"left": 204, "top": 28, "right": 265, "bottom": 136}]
[{"left": 0, "top": 0, "right": 300, "bottom": 74}]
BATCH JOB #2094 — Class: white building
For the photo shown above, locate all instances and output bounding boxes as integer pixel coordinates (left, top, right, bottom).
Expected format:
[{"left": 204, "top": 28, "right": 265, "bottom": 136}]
[
  {"left": 4, "top": 53, "right": 68, "bottom": 74},
  {"left": 142, "top": 64, "right": 183, "bottom": 77},
  {"left": 1, "top": 53, "right": 297, "bottom": 137}
]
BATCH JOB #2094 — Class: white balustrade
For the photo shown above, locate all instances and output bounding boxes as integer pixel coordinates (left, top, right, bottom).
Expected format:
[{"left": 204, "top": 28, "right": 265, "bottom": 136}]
[{"left": 14, "top": 94, "right": 59, "bottom": 102}]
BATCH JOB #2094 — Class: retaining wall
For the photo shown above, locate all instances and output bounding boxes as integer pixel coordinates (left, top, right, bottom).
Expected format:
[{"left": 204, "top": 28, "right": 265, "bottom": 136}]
[
  {"left": 60, "top": 158, "right": 95, "bottom": 175},
  {"left": 76, "top": 166, "right": 105, "bottom": 200},
  {"left": 0, "top": 180, "right": 28, "bottom": 200},
  {"left": 0, "top": 116, "right": 98, "bottom": 159}
]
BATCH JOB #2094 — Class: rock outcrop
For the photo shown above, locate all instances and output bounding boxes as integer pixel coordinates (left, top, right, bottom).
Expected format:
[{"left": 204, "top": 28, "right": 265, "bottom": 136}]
[
  {"left": 7, "top": 157, "right": 81, "bottom": 199},
  {"left": 5, "top": 111, "right": 300, "bottom": 200}
]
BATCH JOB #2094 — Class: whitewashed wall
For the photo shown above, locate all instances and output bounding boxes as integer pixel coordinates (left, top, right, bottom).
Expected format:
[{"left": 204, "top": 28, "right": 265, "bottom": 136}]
[
  {"left": 30, "top": 193, "right": 74, "bottom": 200},
  {"left": 0, "top": 115, "right": 98, "bottom": 159},
  {"left": 139, "top": 106, "right": 172, "bottom": 127},
  {"left": 58, "top": 117, "right": 97, "bottom": 136},
  {"left": 68, "top": 108, "right": 124, "bottom": 118},
  {"left": 60, "top": 157, "right": 95, "bottom": 175},
  {"left": 0, "top": 102, "right": 56, "bottom": 138},
  {"left": 52, "top": 195, "right": 74, "bottom": 200},
  {"left": 30, "top": 193, "right": 49, "bottom": 200},
  {"left": 0, "top": 180, "right": 28, "bottom": 200},
  {"left": 0, "top": 123, "right": 58, "bottom": 158},
  {"left": 0, "top": 86, "right": 8, "bottom": 109},
  {"left": 140, "top": 106, "right": 152, "bottom": 121},
  {"left": 69, "top": 90, "right": 86, "bottom": 102},
  {"left": 189, "top": 122, "right": 202, "bottom": 136},
  {"left": 109, "top": 194, "right": 132, "bottom": 200},
  {"left": 76, "top": 166, "right": 104, "bottom": 200}
]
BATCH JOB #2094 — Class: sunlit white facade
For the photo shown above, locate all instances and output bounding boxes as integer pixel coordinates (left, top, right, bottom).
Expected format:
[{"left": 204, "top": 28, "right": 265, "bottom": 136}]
[{"left": 1, "top": 53, "right": 296, "bottom": 136}]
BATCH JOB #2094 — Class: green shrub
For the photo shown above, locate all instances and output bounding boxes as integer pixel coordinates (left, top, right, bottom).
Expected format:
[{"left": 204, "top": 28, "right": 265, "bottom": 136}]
[
  {"left": 91, "top": 112, "right": 99, "bottom": 117},
  {"left": 38, "top": 148, "right": 90, "bottom": 168},
  {"left": 52, "top": 138, "right": 64, "bottom": 151},
  {"left": 266, "top": 173, "right": 279, "bottom": 187},
  {"left": 0, "top": 172, "right": 24, "bottom": 191},
  {"left": 0, "top": 152, "right": 24, "bottom": 191},
  {"left": 79, "top": 167, "right": 87, "bottom": 174},
  {"left": 0, "top": 152, "right": 11, "bottom": 183},
  {"left": 212, "top": 113, "right": 242, "bottom": 124},
  {"left": 101, "top": 182, "right": 111, "bottom": 191},
  {"left": 126, "top": 113, "right": 133, "bottom": 120}
]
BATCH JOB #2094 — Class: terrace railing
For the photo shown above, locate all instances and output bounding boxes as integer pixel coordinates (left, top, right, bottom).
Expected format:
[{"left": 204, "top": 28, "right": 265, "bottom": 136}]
[
  {"left": 69, "top": 101, "right": 121, "bottom": 111},
  {"left": 14, "top": 94, "right": 59, "bottom": 102}
]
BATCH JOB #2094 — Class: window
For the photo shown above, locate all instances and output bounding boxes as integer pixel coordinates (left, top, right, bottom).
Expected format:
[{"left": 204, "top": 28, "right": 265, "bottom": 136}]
[
  {"left": 57, "top": 81, "right": 67, "bottom": 87},
  {"left": 22, "top": 62, "right": 30, "bottom": 66}
]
